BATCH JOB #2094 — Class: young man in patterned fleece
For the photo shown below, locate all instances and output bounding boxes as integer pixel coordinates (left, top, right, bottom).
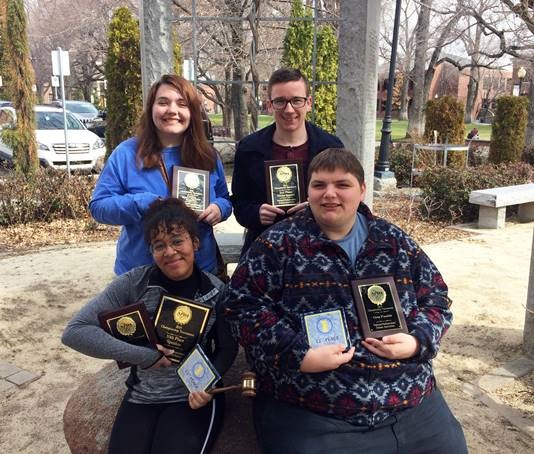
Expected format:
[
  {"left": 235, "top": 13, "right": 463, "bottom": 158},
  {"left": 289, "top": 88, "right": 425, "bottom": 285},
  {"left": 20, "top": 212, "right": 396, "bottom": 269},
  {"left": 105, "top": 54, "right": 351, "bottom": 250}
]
[{"left": 224, "top": 148, "right": 467, "bottom": 453}]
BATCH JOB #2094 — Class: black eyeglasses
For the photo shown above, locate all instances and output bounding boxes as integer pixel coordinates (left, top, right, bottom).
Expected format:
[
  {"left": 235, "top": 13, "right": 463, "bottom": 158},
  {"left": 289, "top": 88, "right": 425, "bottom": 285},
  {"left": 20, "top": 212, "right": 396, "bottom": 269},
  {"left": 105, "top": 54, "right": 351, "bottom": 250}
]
[
  {"left": 150, "top": 235, "right": 190, "bottom": 256},
  {"left": 270, "top": 96, "right": 308, "bottom": 111}
]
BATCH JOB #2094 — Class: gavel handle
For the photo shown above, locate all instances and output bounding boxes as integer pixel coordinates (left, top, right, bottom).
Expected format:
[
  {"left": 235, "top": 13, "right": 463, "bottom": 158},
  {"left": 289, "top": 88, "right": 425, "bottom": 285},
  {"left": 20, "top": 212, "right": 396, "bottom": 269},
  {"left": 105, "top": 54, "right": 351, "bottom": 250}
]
[{"left": 206, "top": 384, "right": 242, "bottom": 395}]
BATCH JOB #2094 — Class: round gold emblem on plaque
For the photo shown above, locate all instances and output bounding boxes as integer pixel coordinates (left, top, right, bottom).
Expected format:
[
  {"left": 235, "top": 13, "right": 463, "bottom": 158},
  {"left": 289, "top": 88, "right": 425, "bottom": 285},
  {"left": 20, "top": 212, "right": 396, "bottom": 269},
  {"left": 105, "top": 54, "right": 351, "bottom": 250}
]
[
  {"left": 367, "top": 285, "right": 387, "bottom": 306},
  {"left": 184, "top": 173, "right": 200, "bottom": 189},
  {"left": 317, "top": 318, "right": 332, "bottom": 334},
  {"left": 276, "top": 166, "right": 293, "bottom": 184},
  {"left": 174, "top": 305, "right": 192, "bottom": 325},
  {"left": 116, "top": 316, "right": 136, "bottom": 336},
  {"left": 194, "top": 363, "right": 205, "bottom": 378}
]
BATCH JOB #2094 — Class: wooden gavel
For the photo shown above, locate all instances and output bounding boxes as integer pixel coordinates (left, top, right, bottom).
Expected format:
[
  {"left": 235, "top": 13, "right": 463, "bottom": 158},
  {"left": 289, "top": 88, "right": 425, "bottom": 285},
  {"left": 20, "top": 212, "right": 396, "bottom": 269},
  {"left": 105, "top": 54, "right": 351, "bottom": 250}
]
[{"left": 207, "top": 371, "right": 256, "bottom": 397}]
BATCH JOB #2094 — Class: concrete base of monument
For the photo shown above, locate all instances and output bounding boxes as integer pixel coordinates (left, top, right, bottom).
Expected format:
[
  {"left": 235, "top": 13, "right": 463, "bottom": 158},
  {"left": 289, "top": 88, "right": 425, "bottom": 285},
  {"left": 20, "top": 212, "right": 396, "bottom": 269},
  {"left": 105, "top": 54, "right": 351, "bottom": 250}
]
[{"left": 373, "top": 172, "right": 398, "bottom": 194}]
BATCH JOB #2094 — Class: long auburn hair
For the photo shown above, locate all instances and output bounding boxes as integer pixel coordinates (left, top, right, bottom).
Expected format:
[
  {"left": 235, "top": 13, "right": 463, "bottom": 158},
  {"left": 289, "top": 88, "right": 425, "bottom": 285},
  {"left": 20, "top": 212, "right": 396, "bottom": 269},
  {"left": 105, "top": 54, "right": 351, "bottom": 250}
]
[{"left": 136, "top": 74, "right": 216, "bottom": 171}]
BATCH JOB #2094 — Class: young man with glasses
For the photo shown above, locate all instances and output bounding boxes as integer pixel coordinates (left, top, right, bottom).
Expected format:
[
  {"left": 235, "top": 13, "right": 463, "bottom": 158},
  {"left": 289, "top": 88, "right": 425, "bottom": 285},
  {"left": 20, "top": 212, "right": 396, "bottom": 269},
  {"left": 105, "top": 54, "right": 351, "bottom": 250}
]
[{"left": 231, "top": 67, "right": 343, "bottom": 253}]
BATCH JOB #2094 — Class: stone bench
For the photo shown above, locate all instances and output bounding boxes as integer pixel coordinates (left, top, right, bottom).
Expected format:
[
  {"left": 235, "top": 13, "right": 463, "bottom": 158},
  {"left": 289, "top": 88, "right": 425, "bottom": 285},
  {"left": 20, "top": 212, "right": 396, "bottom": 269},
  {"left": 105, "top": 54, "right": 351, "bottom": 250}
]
[
  {"left": 63, "top": 350, "right": 260, "bottom": 453},
  {"left": 469, "top": 183, "right": 534, "bottom": 228}
]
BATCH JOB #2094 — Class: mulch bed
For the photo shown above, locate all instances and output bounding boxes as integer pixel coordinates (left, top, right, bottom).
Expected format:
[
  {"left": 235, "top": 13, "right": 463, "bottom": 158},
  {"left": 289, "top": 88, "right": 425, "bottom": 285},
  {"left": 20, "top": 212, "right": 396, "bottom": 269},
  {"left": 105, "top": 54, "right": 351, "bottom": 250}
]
[{"left": 0, "top": 190, "right": 471, "bottom": 255}]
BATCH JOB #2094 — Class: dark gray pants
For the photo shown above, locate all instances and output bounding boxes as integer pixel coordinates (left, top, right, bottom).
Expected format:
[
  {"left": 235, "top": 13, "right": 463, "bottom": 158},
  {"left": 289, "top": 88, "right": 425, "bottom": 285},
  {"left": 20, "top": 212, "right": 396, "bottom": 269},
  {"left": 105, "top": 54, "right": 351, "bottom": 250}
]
[{"left": 253, "top": 388, "right": 468, "bottom": 454}]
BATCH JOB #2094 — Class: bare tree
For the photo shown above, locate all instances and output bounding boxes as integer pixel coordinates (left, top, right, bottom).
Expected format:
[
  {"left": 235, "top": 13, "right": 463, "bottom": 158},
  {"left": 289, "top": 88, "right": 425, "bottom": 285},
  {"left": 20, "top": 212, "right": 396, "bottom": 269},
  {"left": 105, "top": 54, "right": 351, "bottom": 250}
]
[
  {"left": 406, "top": 0, "right": 432, "bottom": 138},
  {"left": 27, "top": 0, "right": 136, "bottom": 101},
  {"left": 379, "top": 0, "right": 418, "bottom": 121},
  {"left": 462, "top": 0, "right": 534, "bottom": 145}
]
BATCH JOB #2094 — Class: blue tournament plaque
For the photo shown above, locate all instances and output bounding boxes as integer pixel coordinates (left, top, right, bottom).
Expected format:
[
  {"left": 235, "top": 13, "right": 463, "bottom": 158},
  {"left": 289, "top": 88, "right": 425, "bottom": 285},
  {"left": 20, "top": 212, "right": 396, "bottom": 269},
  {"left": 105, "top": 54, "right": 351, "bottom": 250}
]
[
  {"left": 302, "top": 309, "right": 350, "bottom": 349},
  {"left": 177, "top": 345, "right": 221, "bottom": 392}
]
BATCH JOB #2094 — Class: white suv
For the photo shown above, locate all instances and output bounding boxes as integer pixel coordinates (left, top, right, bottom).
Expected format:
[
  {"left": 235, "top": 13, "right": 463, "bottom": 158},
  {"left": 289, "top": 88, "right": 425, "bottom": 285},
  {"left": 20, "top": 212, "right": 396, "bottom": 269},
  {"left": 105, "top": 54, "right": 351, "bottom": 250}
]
[{"left": 0, "top": 105, "right": 106, "bottom": 171}]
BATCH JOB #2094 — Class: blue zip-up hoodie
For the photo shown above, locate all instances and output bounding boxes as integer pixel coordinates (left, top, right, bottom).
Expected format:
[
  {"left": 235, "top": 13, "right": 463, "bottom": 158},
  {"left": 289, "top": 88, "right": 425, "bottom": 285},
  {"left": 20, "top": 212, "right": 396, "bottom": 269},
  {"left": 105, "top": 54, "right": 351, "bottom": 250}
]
[{"left": 89, "top": 137, "right": 232, "bottom": 275}]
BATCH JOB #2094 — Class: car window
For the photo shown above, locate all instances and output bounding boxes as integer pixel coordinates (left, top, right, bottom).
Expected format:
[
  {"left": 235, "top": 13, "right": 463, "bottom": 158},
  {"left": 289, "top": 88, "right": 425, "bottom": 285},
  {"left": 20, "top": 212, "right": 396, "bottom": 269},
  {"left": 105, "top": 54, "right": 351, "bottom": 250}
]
[
  {"left": 35, "top": 111, "right": 85, "bottom": 130},
  {"left": 65, "top": 102, "right": 98, "bottom": 114}
]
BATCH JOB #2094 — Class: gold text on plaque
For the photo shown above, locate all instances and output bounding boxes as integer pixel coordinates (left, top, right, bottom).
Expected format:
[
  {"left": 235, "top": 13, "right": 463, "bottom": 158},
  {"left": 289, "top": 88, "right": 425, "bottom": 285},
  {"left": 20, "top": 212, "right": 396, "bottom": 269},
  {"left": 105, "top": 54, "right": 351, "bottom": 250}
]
[
  {"left": 116, "top": 316, "right": 137, "bottom": 336},
  {"left": 367, "top": 285, "right": 387, "bottom": 306},
  {"left": 174, "top": 305, "right": 193, "bottom": 325},
  {"left": 276, "top": 166, "right": 292, "bottom": 184}
]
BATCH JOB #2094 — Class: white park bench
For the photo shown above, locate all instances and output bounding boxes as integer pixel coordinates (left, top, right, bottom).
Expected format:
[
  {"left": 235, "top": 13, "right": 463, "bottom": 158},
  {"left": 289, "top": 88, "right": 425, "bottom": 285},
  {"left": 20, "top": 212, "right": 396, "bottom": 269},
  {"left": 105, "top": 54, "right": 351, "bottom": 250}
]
[{"left": 469, "top": 183, "right": 534, "bottom": 228}]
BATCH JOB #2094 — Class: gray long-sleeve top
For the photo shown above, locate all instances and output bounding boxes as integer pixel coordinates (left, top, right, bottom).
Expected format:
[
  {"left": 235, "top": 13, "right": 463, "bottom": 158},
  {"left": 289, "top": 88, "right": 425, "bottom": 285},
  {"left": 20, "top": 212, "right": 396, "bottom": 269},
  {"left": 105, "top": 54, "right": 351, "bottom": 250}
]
[{"left": 62, "top": 264, "right": 237, "bottom": 404}]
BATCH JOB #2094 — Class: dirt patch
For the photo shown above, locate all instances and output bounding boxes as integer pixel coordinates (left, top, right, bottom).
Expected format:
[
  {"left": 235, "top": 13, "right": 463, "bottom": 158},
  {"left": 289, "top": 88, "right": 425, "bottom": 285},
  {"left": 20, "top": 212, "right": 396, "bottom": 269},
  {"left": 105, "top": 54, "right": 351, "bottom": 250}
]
[
  {"left": 493, "top": 371, "right": 534, "bottom": 419},
  {"left": 0, "top": 190, "right": 469, "bottom": 255}
]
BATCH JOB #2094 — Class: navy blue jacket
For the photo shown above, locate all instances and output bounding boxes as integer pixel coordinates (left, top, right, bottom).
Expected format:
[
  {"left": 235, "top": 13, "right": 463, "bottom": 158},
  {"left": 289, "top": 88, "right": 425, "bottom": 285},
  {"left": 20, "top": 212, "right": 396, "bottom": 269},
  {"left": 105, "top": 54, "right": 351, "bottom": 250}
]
[{"left": 231, "top": 122, "right": 343, "bottom": 252}]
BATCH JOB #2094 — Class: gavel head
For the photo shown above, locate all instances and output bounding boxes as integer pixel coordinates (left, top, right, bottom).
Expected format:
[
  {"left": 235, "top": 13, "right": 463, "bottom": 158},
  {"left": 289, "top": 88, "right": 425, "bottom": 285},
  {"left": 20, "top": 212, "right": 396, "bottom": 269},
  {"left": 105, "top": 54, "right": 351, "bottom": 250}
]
[{"left": 241, "top": 371, "right": 256, "bottom": 398}]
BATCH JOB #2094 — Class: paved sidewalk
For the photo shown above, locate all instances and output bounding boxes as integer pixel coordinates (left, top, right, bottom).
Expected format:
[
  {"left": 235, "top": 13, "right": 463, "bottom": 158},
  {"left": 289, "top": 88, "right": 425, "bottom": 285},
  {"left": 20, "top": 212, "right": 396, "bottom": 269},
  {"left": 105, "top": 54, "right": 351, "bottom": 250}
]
[{"left": 0, "top": 362, "right": 39, "bottom": 392}]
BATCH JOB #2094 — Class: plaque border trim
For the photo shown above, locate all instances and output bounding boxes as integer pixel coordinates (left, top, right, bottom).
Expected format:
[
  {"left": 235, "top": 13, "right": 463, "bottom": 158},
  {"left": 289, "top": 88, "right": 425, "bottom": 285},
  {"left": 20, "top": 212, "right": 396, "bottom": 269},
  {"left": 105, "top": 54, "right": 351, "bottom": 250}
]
[
  {"left": 350, "top": 276, "right": 408, "bottom": 339},
  {"left": 153, "top": 294, "right": 212, "bottom": 364},
  {"left": 171, "top": 165, "right": 210, "bottom": 212},
  {"left": 98, "top": 302, "right": 158, "bottom": 369}
]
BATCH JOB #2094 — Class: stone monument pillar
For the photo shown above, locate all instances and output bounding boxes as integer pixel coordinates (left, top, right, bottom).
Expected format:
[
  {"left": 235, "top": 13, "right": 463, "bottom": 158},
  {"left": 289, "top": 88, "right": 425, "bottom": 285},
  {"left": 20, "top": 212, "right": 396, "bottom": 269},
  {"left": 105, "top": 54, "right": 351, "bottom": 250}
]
[
  {"left": 524, "top": 228, "right": 534, "bottom": 359},
  {"left": 139, "top": 0, "right": 174, "bottom": 103},
  {"left": 337, "top": 0, "right": 381, "bottom": 207}
]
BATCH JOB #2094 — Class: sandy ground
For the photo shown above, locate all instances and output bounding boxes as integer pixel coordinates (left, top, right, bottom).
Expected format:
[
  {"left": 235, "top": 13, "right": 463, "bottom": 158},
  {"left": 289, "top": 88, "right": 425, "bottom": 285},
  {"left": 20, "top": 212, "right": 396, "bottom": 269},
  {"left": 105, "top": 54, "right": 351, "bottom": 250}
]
[{"left": 1, "top": 221, "right": 534, "bottom": 453}]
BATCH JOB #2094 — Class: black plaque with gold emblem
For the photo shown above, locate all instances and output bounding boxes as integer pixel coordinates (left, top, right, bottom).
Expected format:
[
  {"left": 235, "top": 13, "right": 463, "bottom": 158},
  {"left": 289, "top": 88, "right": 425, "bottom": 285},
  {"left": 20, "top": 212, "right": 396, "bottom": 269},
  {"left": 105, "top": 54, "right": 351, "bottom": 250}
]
[
  {"left": 350, "top": 276, "right": 408, "bottom": 339},
  {"left": 264, "top": 159, "right": 305, "bottom": 209},
  {"left": 98, "top": 302, "right": 158, "bottom": 369},
  {"left": 153, "top": 295, "right": 212, "bottom": 364},
  {"left": 172, "top": 166, "right": 210, "bottom": 213}
]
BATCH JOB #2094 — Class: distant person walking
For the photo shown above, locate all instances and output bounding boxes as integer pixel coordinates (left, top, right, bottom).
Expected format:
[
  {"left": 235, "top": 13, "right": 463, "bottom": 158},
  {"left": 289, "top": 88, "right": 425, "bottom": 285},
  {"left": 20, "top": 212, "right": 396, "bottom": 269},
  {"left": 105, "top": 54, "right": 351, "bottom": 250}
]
[
  {"left": 467, "top": 128, "right": 479, "bottom": 140},
  {"left": 89, "top": 75, "right": 231, "bottom": 276}
]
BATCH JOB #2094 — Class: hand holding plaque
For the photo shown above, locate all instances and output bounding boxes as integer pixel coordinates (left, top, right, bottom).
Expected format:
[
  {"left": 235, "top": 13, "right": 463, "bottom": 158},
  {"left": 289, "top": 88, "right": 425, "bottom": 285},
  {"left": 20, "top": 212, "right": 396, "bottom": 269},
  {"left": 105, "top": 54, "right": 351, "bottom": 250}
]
[
  {"left": 351, "top": 276, "right": 408, "bottom": 339},
  {"left": 302, "top": 309, "right": 350, "bottom": 350},
  {"left": 172, "top": 166, "right": 209, "bottom": 213},
  {"left": 264, "top": 159, "right": 305, "bottom": 209},
  {"left": 98, "top": 302, "right": 158, "bottom": 369},
  {"left": 177, "top": 345, "right": 221, "bottom": 392},
  {"left": 153, "top": 295, "right": 212, "bottom": 364}
]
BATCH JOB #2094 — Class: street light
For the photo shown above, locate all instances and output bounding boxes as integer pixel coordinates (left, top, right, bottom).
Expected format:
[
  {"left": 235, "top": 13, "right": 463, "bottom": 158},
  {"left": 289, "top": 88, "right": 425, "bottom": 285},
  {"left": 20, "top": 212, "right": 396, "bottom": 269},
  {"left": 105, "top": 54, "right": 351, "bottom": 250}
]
[
  {"left": 375, "top": 0, "right": 402, "bottom": 178},
  {"left": 518, "top": 66, "right": 526, "bottom": 95}
]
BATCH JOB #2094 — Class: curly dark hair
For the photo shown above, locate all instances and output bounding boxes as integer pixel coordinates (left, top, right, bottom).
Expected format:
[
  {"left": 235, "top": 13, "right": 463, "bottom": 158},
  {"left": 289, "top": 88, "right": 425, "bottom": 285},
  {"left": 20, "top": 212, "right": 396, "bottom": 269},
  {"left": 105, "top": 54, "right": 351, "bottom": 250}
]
[{"left": 143, "top": 198, "right": 200, "bottom": 244}]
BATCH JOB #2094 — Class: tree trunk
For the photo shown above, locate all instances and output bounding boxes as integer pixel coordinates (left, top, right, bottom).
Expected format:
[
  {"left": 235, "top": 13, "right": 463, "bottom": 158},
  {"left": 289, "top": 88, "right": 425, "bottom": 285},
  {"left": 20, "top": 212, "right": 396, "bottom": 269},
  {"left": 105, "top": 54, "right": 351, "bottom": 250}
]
[
  {"left": 464, "top": 24, "right": 482, "bottom": 124},
  {"left": 225, "top": 0, "right": 248, "bottom": 140},
  {"left": 248, "top": 0, "right": 260, "bottom": 132},
  {"left": 399, "top": 64, "right": 411, "bottom": 121},
  {"left": 406, "top": 1, "right": 432, "bottom": 138},
  {"left": 223, "top": 64, "right": 233, "bottom": 130},
  {"left": 464, "top": 71, "right": 479, "bottom": 124}
]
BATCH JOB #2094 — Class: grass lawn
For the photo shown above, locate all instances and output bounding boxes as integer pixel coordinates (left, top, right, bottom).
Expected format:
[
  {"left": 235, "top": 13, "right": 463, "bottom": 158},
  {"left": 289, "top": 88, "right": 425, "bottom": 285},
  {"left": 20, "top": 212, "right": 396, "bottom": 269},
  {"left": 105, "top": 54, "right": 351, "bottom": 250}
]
[
  {"left": 376, "top": 120, "right": 492, "bottom": 141},
  {"left": 209, "top": 114, "right": 273, "bottom": 130},
  {"left": 208, "top": 114, "right": 492, "bottom": 141}
]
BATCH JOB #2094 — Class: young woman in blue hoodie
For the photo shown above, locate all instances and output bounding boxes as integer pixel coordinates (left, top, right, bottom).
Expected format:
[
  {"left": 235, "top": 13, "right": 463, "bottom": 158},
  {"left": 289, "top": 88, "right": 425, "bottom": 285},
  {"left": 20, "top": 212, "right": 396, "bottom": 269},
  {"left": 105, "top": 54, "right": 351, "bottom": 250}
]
[{"left": 90, "top": 75, "right": 231, "bottom": 276}]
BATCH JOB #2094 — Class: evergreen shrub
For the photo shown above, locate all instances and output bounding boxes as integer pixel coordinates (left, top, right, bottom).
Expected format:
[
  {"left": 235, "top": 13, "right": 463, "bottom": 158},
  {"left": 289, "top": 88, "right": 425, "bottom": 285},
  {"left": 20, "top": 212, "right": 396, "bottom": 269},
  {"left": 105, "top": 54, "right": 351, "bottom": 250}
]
[
  {"left": 522, "top": 145, "right": 534, "bottom": 165},
  {"left": 424, "top": 96, "right": 466, "bottom": 167},
  {"left": 389, "top": 143, "right": 414, "bottom": 187},
  {"left": 489, "top": 96, "right": 528, "bottom": 164},
  {"left": 105, "top": 7, "right": 142, "bottom": 158},
  {"left": 418, "top": 162, "right": 534, "bottom": 223}
]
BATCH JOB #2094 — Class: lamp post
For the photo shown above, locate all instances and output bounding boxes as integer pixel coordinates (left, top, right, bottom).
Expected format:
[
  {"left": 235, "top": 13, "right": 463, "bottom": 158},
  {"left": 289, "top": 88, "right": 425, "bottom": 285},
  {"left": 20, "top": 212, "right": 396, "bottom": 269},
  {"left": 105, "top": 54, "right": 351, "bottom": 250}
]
[
  {"left": 518, "top": 66, "right": 526, "bottom": 95},
  {"left": 375, "top": 0, "right": 402, "bottom": 186}
]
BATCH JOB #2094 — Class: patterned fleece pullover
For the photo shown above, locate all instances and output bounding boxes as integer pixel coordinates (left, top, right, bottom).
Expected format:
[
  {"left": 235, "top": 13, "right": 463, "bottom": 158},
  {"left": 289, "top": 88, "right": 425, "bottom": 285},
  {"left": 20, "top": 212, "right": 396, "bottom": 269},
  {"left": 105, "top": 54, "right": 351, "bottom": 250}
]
[{"left": 223, "top": 203, "right": 452, "bottom": 427}]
